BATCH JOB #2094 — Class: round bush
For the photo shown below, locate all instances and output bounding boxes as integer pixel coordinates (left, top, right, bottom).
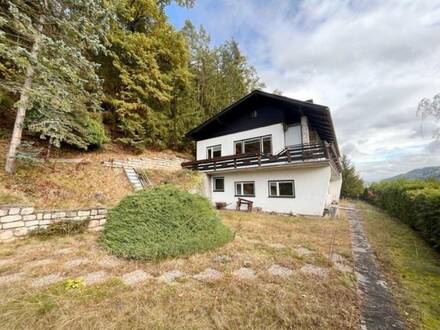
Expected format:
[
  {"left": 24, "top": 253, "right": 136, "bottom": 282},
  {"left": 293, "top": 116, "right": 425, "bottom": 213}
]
[{"left": 101, "top": 185, "right": 233, "bottom": 260}]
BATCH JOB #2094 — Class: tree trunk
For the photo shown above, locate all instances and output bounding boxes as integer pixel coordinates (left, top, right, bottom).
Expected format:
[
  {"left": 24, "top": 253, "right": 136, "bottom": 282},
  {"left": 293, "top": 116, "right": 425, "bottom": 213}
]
[{"left": 4, "top": 14, "right": 45, "bottom": 174}]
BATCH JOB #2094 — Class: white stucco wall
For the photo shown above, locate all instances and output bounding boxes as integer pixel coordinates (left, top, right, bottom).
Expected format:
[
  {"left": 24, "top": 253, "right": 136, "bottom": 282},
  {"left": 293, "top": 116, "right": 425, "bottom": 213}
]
[
  {"left": 327, "top": 176, "right": 342, "bottom": 206},
  {"left": 208, "top": 165, "right": 332, "bottom": 216},
  {"left": 196, "top": 124, "right": 285, "bottom": 160}
]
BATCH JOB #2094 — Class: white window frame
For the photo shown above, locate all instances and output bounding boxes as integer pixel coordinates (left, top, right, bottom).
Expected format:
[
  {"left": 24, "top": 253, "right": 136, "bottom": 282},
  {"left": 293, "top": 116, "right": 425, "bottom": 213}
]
[
  {"left": 207, "top": 145, "right": 221, "bottom": 159},
  {"left": 235, "top": 181, "right": 255, "bottom": 197},
  {"left": 268, "top": 180, "right": 295, "bottom": 198},
  {"left": 213, "top": 177, "right": 224, "bottom": 192},
  {"left": 234, "top": 135, "right": 272, "bottom": 155}
]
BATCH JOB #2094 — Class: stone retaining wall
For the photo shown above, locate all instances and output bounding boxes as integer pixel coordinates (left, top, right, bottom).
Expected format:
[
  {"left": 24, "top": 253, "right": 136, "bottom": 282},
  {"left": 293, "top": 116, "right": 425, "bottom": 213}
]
[
  {"left": 102, "top": 156, "right": 188, "bottom": 171},
  {"left": 0, "top": 205, "right": 107, "bottom": 242}
]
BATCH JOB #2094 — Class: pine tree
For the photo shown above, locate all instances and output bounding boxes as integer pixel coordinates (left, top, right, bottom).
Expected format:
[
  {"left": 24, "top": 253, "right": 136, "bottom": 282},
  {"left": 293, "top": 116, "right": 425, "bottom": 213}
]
[
  {"left": 341, "top": 155, "right": 364, "bottom": 199},
  {"left": 0, "top": 0, "right": 111, "bottom": 172}
]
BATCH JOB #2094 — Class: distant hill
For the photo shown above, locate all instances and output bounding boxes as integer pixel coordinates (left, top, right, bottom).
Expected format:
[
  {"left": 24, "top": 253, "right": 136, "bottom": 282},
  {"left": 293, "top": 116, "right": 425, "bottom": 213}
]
[{"left": 386, "top": 166, "right": 440, "bottom": 181}]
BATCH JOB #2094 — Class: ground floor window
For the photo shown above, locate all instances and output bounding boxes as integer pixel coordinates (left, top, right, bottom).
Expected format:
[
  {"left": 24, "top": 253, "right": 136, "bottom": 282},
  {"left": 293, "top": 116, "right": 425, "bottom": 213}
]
[
  {"left": 268, "top": 180, "right": 295, "bottom": 198},
  {"left": 235, "top": 181, "right": 255, "bottom": 197},
  {"left": 213, "top": 177, "right": 224, "bottom": 192}
]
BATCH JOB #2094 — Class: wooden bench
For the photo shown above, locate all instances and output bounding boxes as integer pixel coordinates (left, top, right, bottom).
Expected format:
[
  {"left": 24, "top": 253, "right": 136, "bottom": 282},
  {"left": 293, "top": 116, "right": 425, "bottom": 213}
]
[{"left": 236, "top": 198, "right": 253, "bottom": 212}]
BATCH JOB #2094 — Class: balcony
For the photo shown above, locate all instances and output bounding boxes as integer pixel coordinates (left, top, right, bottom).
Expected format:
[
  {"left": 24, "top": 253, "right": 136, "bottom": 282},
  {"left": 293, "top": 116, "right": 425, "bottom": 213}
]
[{"left": 182, "top": 142, "right": 341, "bottom": 173}]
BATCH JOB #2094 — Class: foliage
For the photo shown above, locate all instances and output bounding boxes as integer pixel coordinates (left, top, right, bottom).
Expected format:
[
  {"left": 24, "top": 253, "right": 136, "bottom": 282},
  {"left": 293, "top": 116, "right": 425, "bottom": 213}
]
[
  {"left": 365, "top": 179, "right": 440, "bottom": 250},
  {"left": 340, "top": 154, "right": 364, "bottom": 198},
  {"left": 64, "top": 278, "right": 85, "bottom": 291},
  {"left": 29, "top": 219, "right": 90, "bottom": 238},
  {"left": 0, "top": 0, "right": 111, "bottom": 150},
  {"left": 101, "top": 185, "right": 233, "bottom": 260}
]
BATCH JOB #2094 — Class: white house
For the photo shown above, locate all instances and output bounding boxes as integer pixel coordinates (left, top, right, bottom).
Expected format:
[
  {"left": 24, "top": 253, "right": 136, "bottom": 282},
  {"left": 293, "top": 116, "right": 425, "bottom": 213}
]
[{"left": 182, "top": 90, "right": 342, "bottom": 216}]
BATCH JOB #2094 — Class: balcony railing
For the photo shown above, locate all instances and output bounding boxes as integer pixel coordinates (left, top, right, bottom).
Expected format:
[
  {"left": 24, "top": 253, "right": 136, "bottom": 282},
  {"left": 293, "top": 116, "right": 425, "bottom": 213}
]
[{"left": 182, "top": 142, "right": 342, "bottom": 172}]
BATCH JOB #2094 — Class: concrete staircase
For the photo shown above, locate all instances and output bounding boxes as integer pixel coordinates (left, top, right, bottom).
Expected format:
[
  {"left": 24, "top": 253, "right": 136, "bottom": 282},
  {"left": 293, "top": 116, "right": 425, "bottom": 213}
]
[{"left": 123, "top": 167, "right": 144, "bottom": 191}]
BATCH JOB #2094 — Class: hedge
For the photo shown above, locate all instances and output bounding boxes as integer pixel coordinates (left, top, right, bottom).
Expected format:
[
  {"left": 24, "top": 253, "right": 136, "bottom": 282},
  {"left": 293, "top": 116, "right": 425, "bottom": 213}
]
[{"left": 366, "top": 179, "right": 440, "bottom": 250}]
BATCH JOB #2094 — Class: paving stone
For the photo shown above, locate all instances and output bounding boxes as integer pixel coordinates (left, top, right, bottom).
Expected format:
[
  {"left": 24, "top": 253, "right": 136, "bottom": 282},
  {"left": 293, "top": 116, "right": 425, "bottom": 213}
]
[
  {"left": 122, "top": 270, "right": 152, "bottom": 285},
  {"left": 193, "top": 268, "right": 222, "bottom": 282},
  {"left": 56, "top": 247, "right": 75, "bottom": 255},
  {"left": 0, "top": 258, "right": 16, "bottom": 267},
  {"left": 294, "top": 247, "right": 313, "bottom": 256},
  {"left": 268, "top": 264, "right": 294, "bottom": 277},
  {"left": 83, "top": 271, "right": 108, "bottom": 285},
  {"left": 334, "top": 262, "right": 352, "bottom": 273},
  {"left": 97, "top": 256, "right": 121, "bottom": 269},
  {"left": 0, "top": 272, "right": 25, "bottom": 285},
  {"left": 63, "top": 257, "right": 89, "bottom": 269},
  {"left": 267, "top": 243, "right": 286, "bottom": 249},
  {"left": 232, "top": 267, "right": 257, "bottom": 280},
  {"left": 158, "top": 270, "right": 185, "bottom": 284},
  {"left": 300, "top": 264, "right": 329, "bottom": 277},
  {"left": 31, "top": 273, "right": 64, "bottom": 288},
  {"left": 212, "top": 255, "right": 231, "bottom": 263},
  {"left": 25, "top": 258, "right": 54, "bottom": 269}
]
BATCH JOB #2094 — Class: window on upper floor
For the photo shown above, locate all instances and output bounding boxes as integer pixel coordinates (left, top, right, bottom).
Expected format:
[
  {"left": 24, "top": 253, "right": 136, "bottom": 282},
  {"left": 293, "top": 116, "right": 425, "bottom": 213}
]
[
  {"left": 268, "top": 180, "right": 295, "bottom": 198},
  {"left": 234, "top": 135, "right": 272, "bottom": 155},
  {"left": 207, "top": 145, "right": 221, "bottom": 159}
]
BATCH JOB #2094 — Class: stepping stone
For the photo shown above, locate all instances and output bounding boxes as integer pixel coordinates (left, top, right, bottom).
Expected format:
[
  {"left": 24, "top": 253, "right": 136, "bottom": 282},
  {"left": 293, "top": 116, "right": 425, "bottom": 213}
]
[
  {"left": 0, "top": 272, "right": 25, "bottom": 285},
  {"left": 82, "top": 271, "right": 108, "bottom": 285},
  {"left": 267, "top": 243, "right": 286, "bottom": 249},
  {"left": 31, "top": 273, "right": 64, "bottom": 288},
  {"left": 158, "top": 270, "right": 185, "bottom": 284},
  {"left": 64, "top": 258, "right": 89, "bottom": 269},
  {"left": 212, "top": 255, "right": 231, "bottom": 263},
  {"left": 294, "top": 247, "right": 313, "bottom": 256},
  {"left": 300, "top": 264, "right": 328, "bottom": 277},
  {"left": 98, "top": 256, "right": 121, "bottom": 269},
  {"left": 193, "top": 268, "right": 222, "bottom": 282},
  {"left": 0, "top": 258, "right": 16, "bottom": 267},
  {"left": 57, "top": 248, "right": 75, "bottom": 255},
  {"left": 25, "top": 258, "right": 54, "bottom": 269},
  {"left": 268, "top": 264, "right": 294, "bottom": 277},
  {"left": 122, "top": 270, "right": 152, "bottom": 285},
  {"left": 232, "top": 267, "right": 257, "bottom": 280},
  {"left": 329, "top": 253, "right": 347, "bottom": 264},
  {"left": 334, "top": 262, "right": 352, "bottom": 273}
]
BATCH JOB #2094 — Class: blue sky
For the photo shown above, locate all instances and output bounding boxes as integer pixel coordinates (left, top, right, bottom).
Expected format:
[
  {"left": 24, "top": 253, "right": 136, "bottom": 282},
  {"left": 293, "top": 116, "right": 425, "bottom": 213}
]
[{"left": 166, "top": 1, "right": 440, "bottom": 182}]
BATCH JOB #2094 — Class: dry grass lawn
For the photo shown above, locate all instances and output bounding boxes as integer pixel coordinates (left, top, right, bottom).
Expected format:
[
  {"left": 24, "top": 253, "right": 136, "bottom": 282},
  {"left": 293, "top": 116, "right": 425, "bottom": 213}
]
[{"left": 0, "top": 210, "right": 359, "bottom": 329}]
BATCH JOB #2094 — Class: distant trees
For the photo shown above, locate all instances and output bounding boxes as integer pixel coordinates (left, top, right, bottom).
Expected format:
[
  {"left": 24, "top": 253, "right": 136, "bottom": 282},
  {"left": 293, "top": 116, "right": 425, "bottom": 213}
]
[
  {"left": 341, "top": 155, "right": 364, "bottom": 199},
  {"left": 418, "top": 93, "right": 440, "bottom": 142}
]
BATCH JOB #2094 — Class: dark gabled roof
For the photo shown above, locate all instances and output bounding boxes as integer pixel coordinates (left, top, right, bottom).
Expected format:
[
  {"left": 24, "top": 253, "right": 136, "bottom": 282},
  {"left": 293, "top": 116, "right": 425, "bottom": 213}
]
[{"left": 186, "top": 90, "right": 340, "bottom": 155}]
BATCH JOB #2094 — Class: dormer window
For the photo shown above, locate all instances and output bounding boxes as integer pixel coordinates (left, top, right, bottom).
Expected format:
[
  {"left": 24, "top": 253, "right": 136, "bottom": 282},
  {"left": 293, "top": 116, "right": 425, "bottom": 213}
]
[{"left": 207, "top": 145, "right": 221, "bottom": 159}]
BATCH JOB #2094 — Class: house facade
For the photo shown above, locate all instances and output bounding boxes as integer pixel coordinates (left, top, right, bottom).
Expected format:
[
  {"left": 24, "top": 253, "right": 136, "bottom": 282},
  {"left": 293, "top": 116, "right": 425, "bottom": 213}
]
[{"left": 182, "top": 90, "right": 342, "bottom": 216}]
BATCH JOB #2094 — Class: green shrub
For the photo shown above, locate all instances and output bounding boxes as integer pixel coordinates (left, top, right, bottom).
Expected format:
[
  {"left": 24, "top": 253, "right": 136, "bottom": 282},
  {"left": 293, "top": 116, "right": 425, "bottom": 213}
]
[
  {"left": 30, "top": 219, "right": 90, "bottom": 239},
  {"left": 101, "top": 185, "right": 233, "bottom": 260},
  {"left": 85, "top": 116, "right": 109, "bottom": 148},
  {"left": 367, "top": 180, "right": 440, "bottom": 250}
]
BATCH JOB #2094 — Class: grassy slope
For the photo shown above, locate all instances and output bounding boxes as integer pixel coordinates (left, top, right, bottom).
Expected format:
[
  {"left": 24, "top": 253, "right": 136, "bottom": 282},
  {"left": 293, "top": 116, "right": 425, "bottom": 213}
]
[{"left": 356, "top": 201, "right": 440, "bottom": 329}]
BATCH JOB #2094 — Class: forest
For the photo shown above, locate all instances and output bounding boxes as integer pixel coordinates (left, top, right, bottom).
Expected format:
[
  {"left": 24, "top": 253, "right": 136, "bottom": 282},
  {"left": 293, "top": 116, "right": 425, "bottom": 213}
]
[{"left": 0, "top": 0, "right": 265, "bottom": 172}]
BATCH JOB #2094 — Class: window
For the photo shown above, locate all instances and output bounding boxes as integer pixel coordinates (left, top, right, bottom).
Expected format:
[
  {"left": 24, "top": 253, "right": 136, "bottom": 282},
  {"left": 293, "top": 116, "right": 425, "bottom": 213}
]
[
  {"left": 268, "top": 180, "right": 295, "bottom": 198},
  {"left": 235, "top": 181, "right": 255, "bottom": 197},
  {"left": 234, "top": 135, "right": 272, "bottom": 155},
  {"left": 207, "top": 145, "right": 221, "bottom": 159},
  {"left": 213, "top": 177, "right": 224, "bottom": 192}
]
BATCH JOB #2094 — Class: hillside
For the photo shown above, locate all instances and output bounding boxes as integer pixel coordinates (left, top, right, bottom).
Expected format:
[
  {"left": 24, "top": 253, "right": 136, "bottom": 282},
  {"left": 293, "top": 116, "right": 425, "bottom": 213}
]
[{"left": 386, "top": 166, "right": 440, "bottom": 181}]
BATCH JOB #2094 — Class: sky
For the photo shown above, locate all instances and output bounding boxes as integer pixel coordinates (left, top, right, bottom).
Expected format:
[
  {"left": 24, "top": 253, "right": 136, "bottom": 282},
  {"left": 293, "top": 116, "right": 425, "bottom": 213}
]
[{"left": 166, "top": 0, "right": 440, "bottom": 182}]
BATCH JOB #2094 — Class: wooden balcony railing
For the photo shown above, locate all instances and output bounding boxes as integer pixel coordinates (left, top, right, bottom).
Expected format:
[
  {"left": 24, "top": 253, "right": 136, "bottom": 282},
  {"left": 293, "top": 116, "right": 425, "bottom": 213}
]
[{"left": 181, "top": 142, "right": 342, "bottom": 172}]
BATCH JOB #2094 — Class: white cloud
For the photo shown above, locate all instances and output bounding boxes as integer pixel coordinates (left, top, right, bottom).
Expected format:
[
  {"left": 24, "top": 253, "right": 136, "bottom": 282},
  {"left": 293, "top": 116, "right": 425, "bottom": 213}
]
[{"left": 171, "top": 0, "right": 440, "bottom": 181}]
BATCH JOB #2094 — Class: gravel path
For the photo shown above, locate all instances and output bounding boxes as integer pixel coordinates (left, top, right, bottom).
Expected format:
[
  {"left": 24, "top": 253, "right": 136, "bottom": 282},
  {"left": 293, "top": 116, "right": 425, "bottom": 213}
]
[{"left": 345, "top": 205, "right": 405, "bottom": 330}]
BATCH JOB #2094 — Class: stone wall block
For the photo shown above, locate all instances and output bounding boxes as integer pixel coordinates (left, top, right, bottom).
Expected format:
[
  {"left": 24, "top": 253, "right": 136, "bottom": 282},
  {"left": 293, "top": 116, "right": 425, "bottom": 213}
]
[
  {"left": 78, "top": 210, "right": 91, "bottom": 217},
  {"left": 91, "top": 210, "right": 98, "bottom": 216},
  {"left": 3, "top": 221, "right": 25, "bottom": 229},
  {"left": 88, "top": 220, "right": 100, "bottom": 228},
  {"left": 36, "top": 213, "right": 43, "bottom": 220},
  {"left": 98, "top": 209, "right": 107, "bottom": 215},
  {"left": 0, "top": 230, "right": 13, "bottom": 241},
  {"left": 52, "top": 212, "right": 66, "bottom": 219},
  {"left": 39, "top": 220, "right": 52, "bottom": 226},
  {"left": 8, "top": 208, "right": 21, "bottom": 215},
  {"left": 66, "top": 211, "right": 77, "bottom": 217},
  {"left": 43, "top": 213, "right": 52, "bottom": 220},
  {"left": 0, "top": 209, "right": 8, "bottom": 217},
  {"left": 20, "top": 207, "right": 34, "bottom": 215},
  {"left": 25, "top": 220, "right": 39, "bottom": 227},
  {"left": 23, "top": 215, "right": 37, "bottom": 221},
  {"left": 1, "top": 215, "right": 22, "bottom": 223},
  {"left": 13, "top": 227, "right": 28, "bottom": 237}
]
